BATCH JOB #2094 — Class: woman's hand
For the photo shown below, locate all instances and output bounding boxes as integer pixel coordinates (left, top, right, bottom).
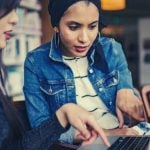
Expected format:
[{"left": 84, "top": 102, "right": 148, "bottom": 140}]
[
  {"left": 116, "top": 89, "right": 145, "bottom": 128},
  {"left": 104, "top": 127, "right": 139, "bottom": 136},
  {"left": 56, "top": 103, "right": 110, "bottom": 147},
  {"left": 74, "top": 129, "right": 98, "bottom": 146}
]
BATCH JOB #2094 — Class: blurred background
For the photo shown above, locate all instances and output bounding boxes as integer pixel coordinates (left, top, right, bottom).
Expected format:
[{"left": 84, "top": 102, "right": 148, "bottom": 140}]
[{"left": 2, "top": 0, "right": 150, "bottom": 101}]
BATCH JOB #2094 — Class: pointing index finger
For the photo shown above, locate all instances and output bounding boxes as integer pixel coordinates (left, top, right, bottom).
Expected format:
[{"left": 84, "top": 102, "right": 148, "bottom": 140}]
[{"left": 86, "top": 116, "right": 111, "bottom": 147}]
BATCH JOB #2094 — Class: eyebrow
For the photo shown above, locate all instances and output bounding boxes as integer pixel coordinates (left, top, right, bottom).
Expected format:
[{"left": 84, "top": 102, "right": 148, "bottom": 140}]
[
  {"left": 67, "top": 20, "right": 98, "bottom": 25},
  {"left": 90, "top": 21, "right": 99, "bottom": 24}
]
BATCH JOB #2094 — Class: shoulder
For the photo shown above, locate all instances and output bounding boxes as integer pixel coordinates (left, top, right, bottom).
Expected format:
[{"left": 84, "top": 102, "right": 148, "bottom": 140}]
[
  {"left": 27, "top": 42, "right": 51, "bottom": 60},
  {"left": 24, "top": 42, "right": 51, "bottom": 67},
  {"left": 99, "top": 36, "right": 123, "bottom": 56},
  {"left": 100, "top": 36, "right": 122, "bottom": 49}
]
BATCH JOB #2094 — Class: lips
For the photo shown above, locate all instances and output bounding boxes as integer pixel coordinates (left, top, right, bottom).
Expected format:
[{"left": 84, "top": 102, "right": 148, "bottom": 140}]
[
  {"left": 74, "top": 46, "right": 89, "bottom": 53},
  {"left": 4, "top": 31, "right": 12, "bottom": 40}
]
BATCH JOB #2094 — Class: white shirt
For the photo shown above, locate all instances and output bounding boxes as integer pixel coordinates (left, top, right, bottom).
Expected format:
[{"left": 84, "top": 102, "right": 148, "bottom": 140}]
[{"left": 63, "top": 56, "right": 119, "bottom": 129}]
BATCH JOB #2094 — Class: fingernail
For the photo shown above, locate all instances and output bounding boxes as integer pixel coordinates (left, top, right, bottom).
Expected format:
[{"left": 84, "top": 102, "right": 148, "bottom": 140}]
[{"left": 106, "top": 141, "right": 111, "bottom": 147}]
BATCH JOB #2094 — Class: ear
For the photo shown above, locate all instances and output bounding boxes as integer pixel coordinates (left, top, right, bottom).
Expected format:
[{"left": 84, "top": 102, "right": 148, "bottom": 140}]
[{"left": 54, "top": 27, "right": 59, "bottom": 33}]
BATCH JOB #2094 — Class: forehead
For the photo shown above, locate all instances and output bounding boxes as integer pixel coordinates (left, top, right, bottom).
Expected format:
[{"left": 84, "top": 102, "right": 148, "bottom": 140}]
[{"left": 61, "top": 1, "right": 99, "bottom": 22}]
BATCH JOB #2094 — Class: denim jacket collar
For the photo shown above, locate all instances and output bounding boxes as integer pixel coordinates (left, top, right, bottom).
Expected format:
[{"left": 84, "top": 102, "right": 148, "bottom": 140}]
[
  {"left": 49, "top": 33, "right": 63, "bottom": 62},
  {"left": 90, "top": 35, "right": 109, "bottom": 73}
]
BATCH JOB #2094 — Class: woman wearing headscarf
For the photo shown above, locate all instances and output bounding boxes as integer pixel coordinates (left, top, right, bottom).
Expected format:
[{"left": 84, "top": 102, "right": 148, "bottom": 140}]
[{"left": 24, "top": 0, "right": 146, "bottom": 145}]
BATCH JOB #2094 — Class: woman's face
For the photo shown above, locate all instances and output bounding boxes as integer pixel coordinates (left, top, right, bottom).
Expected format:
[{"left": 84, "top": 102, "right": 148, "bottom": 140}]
[
  {"left": 0, "top": 9, "right": 18, "bottom": 49},
  {"left": 57, "top": 1, "right": 99, "bottom": 57}
]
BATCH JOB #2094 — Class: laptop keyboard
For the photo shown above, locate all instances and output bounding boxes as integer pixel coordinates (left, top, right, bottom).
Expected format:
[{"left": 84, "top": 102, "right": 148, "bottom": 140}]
[{"left": 108, "top": 137, "right": 150, "bottom": 150}]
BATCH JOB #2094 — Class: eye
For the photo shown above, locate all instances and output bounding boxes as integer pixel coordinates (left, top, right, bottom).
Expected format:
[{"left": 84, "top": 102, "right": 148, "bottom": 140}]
[
  {"left": 89, "top": 24, "right": 98, "bottom": 30},
  {"left": 69, "top": 25, "right": 79, "bottom": 31},
  {"left": 68, "top": 22, "right": 80, "bottom": 31}
]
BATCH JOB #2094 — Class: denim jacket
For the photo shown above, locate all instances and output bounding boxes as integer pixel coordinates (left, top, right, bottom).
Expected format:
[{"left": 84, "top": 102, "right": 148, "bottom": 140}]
[{"left": 23, "top": 35, "right": 133, "bottom": 143}]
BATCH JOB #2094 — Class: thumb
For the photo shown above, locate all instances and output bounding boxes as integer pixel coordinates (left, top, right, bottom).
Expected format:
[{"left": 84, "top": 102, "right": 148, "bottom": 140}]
[
  {"left": 74, "top": 121, "right": 91, "bottom": 139},
  {"left": 81, "top": 130, "right": 97, "bottom": 146},
  {"left": 116, "top": 107, "right": 124, "bottom": 128}
]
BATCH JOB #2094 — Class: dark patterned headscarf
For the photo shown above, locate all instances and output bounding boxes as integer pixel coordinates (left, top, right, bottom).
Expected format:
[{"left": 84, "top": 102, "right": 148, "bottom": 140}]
[{"left": 48, "top": 0, "right": 106, "bottom": 30}]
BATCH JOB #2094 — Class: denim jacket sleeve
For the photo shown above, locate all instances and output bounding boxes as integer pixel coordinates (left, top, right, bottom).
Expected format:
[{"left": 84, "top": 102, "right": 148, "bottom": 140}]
[
  {"left": 23, "top": 53, "right": 50, "bottom": 128},
  {"left": 24, "top": 52, "right": 75, "bottom": 144}
]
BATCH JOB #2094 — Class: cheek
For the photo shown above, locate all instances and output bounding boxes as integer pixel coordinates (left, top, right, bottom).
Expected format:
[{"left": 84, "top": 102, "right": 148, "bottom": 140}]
[
  {"left": 60, "top": 32, "right": 76, "bottom": 45},
  {"left": 0, "top": 21, "right": 6, "bottom": 31},
  {"left": 90, "top": 31, "right": 98, "bottom": 42},
  {"left": 0, "top": 30, "right": 2, "bottom": 36},
  {"left": 0, "top": 27, "right": 3, "bottom": 35},
  {"left": 0, "top": 34, "right": 4, "bottom": 41},
  {"left": 88, "top": 36, "right": 96, "bottom": 46}
]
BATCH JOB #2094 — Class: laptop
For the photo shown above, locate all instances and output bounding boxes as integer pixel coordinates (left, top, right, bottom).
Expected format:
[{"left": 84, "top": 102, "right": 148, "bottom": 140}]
[{"left": 77, "top": 136, "right": 150, "bottom": 150}]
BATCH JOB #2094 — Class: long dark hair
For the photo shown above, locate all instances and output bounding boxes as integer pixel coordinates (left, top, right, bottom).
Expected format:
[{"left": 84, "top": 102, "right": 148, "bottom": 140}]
[
  {"left": 0, "top": 0, "right": 26, "bottom": 147},
  {"left": 0, "top": 0, "right": 20, "bottom": 18}
]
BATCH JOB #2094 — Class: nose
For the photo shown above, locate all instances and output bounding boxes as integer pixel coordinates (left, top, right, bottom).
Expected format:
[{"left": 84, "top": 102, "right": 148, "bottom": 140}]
[
  {"left": 9, "top": 10, "right": 19, "bottom": 26},
  {"left": 78, "top": 29, "right": 89, "bottom": 44}
]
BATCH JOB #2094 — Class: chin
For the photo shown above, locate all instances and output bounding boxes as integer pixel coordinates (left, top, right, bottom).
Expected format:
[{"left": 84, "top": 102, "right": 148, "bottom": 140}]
[
  {"left": 77, "top": 52, "right": 88, "bottom": 57},
  {"left": 0, "top": 42, "right": 6, "bottom": 49},
  {"left": 78, "top": 54, "right": 86, "bottom": 57}
]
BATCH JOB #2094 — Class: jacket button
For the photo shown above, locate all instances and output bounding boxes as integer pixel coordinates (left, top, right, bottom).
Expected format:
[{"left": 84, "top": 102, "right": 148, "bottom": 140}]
[
  {"left": 109, "top": 101, "right": 112, "bottom": 105},
  {"left": 113, "top": 78, "right": 117, "bottom": 83},
  {"left": 48, "top": 89, "right": 52, "bottom": 93},
  {"left": 99, "top": 88, "right": 103, "bottom": 92},
  {"left": 89, "top": 69, "right": 93, "bottom": 74}
]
